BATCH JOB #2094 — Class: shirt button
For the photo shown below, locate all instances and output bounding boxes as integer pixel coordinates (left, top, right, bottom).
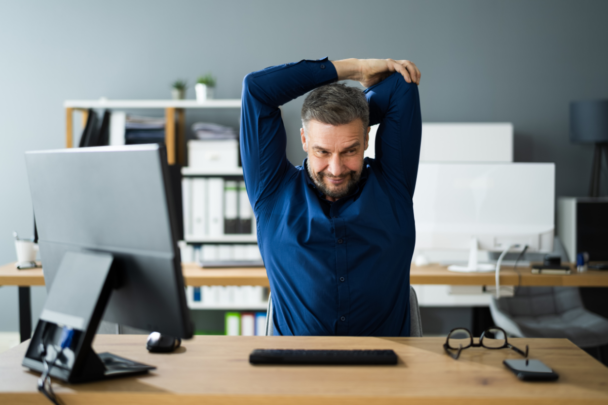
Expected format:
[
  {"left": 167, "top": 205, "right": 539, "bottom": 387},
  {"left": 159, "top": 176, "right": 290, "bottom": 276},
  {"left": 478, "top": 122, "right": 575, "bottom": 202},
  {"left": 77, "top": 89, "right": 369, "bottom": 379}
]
[
  {"left": 340, "top": 316, "right": 346, "bottom": 322},
  {"left": 340, "top": 277, "right": 345, "bottom": 282},
  {"left": 320, "top": 64, "right": 325, "bottom": 69},
  {"left": 337, "top": 239, "right": 343, "bottom": 244}
]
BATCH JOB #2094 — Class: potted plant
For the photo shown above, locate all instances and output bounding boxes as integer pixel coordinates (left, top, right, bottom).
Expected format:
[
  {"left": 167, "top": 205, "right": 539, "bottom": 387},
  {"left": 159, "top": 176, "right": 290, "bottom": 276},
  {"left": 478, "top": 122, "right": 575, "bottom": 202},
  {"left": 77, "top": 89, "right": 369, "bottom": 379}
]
[
  {"left": 195, "top": 73, "right": 216, "bottom": 102},
  {"left": 171, "top": 79, "right": 187, "bottom": 100}
]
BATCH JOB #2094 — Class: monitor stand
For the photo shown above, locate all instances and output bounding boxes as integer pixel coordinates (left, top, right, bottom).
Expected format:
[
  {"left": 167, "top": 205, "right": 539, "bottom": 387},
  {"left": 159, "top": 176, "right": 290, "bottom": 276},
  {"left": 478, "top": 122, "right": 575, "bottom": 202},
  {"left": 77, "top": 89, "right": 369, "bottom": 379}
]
[
  {"left": 22, "top": 251, "right": 155, "bottom": 383},
  {"left": 448, "top": 237, "right": 496, "bottom": 273}
]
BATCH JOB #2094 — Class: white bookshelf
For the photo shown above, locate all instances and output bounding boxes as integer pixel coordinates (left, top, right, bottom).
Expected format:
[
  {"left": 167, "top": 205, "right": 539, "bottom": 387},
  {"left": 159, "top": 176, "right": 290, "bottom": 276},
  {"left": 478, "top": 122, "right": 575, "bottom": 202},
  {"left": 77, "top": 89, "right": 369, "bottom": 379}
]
[
  {"left": 64, "top": 98, "right": 241, "bottom": 165},
  {"left": 64, "top": 99, "right": 241, "bottom": 109},
  {"left": 185, "top": 235, "right": 257, "bottom": 243},
  {"left": 181, "top": 167, "right": 244, "bottom": 176},
  {"left": 187, "top": 303, "right": 268, "bottom": 311}
]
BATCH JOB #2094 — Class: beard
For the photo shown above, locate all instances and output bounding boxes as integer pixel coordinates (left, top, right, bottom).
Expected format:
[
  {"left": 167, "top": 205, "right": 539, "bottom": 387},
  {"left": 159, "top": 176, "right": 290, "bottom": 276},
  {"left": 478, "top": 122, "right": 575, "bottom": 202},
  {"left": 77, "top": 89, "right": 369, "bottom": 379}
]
[{"left": 307, "top": 159, "right": 362, "bottom": 200}]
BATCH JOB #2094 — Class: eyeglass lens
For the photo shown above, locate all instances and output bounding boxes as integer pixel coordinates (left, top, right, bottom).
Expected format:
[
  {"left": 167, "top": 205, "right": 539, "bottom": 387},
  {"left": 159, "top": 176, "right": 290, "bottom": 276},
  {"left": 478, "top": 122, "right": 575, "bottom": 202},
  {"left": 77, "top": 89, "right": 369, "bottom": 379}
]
[
  {"left": 447, "top": 328, "right": 471, "bottom": 349},
  {"left": 481, "top": 328, "right": 507, "bottom": 349}
]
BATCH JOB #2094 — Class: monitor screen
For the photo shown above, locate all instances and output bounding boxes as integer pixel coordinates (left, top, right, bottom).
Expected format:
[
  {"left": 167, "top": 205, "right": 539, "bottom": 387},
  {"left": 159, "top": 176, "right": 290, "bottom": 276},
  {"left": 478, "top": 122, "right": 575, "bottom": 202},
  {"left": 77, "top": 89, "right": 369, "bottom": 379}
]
[{"left": 413, "top": 163, "right": 555, "bottom": 253}]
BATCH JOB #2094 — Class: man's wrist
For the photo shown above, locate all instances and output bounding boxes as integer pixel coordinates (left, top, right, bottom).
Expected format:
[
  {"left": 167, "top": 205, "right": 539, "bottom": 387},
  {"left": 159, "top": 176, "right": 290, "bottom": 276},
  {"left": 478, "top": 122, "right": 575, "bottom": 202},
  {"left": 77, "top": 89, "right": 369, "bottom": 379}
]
[{"left": 331, "top": 59, "right": 362, "bottom": 82}]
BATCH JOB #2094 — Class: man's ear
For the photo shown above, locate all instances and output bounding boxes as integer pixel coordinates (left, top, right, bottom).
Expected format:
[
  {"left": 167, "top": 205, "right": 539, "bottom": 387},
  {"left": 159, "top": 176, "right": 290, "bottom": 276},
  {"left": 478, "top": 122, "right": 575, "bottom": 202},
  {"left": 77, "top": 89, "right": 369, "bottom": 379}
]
[
  {"left": 300, "top": 127, "right": 308, "bottom": 152},
  {"left": 364, "top": 126, "right": 370, "bottom": 150}
]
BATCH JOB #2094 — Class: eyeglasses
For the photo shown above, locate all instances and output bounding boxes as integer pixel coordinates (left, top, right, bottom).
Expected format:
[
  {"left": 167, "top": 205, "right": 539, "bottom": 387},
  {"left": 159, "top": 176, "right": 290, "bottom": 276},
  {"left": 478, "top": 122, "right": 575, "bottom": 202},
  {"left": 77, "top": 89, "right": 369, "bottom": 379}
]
[{"left": 443, "top": 327, "right": 529, "bottom": 360}]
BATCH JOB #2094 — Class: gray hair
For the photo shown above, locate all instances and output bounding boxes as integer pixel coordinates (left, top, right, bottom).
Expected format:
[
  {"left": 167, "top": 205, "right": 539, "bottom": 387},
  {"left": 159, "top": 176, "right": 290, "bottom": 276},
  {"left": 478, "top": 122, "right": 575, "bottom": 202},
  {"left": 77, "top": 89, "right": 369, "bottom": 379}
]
[{"left": 301, "top": 82, "right": 369, "bottom": 136}]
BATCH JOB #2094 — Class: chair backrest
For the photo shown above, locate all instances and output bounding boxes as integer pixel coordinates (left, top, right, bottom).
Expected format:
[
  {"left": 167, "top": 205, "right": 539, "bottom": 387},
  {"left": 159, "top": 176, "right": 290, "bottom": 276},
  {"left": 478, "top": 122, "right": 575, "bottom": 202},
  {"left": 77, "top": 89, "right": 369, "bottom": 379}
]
[
  {"left": 265, "top": 285, "right": 423, "bottom": 336},
  {"left": 494, "top": 286, "right": 584, "bottom": 318},
  {"left": 409, "top": 285, "right": 423, "bottom": 337},
  {"left": 489, "top": 286, "right": 586, "bottom": 337}
]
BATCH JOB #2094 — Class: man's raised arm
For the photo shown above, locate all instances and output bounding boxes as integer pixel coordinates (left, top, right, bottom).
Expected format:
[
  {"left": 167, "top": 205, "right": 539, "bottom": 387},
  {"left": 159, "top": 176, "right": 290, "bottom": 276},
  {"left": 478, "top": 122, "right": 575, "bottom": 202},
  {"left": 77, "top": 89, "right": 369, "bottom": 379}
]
[
  {"left": 240, "top": 58, "right": 338, "bottom": 211},
  {"left": 333, "top": 59, "right": 422, "bottom": 199}
]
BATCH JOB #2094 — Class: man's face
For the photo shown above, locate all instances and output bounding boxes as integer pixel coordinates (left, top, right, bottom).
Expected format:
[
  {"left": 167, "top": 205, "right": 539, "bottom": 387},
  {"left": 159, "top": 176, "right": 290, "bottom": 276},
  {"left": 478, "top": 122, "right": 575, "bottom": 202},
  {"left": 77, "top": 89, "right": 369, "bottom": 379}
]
[{"left": 300, "top": 119, "right": 370, "bottom": 202}]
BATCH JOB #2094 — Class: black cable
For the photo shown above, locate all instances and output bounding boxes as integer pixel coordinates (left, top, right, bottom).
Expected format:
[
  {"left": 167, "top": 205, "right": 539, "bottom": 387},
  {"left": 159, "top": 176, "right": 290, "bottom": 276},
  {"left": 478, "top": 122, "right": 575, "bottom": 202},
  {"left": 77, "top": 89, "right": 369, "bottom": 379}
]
[
  {"left": 38, "top": 347, "right": 64, "bottom": 405},
  {"left": 37, "top": 326, "right": 73, "bottom": 405},
  {"left": 602, "top": 153, "right": 608, "bottom": 196},
  {"left": 513, "top": 245, "right": 529, "bottom": 290}
]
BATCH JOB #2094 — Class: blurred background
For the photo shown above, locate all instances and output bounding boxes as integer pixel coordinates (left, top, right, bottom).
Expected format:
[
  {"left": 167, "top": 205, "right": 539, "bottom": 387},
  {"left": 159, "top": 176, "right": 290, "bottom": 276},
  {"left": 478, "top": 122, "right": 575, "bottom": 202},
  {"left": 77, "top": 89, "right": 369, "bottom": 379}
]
[{"left": 1, "top": 0, "right": 607, "bottom": 341}]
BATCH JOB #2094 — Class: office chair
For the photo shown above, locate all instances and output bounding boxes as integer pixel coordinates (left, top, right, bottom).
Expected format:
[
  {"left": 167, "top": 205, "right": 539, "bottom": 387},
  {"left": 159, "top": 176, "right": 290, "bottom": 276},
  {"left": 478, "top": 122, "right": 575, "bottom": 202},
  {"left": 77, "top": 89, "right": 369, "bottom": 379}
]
[
  {"left": 265, "top": 285, "right": 423, "bottom": 337},
  {"left": 489, "top": 287, "right": 608, "bottom": 356}
]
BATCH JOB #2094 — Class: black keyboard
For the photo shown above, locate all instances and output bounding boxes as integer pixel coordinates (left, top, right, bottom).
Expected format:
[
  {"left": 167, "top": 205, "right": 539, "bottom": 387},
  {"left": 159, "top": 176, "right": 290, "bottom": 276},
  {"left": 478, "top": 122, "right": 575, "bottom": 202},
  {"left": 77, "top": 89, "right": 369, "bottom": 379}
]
[{"left": 249, "top": 349, "right": 398, "bottom": 365}]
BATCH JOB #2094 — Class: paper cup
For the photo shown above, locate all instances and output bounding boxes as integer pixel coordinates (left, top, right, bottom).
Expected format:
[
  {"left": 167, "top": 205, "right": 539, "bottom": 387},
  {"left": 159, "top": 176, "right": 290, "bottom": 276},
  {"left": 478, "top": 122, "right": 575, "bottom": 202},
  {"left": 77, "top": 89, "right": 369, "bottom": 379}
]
[{"left": 15, "top": 240, "right": 38, "bottom": 265}]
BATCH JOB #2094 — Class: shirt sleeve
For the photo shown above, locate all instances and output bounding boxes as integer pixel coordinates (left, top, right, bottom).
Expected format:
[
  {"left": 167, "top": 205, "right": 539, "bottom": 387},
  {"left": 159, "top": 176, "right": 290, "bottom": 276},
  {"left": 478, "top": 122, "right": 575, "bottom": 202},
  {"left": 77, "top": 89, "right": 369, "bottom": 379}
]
[
  {"left": 240, "top": 58, "right": 337, "bottom": 211},
  {"left": 365, "top": 73, "right": 422, "bottom": 199}
]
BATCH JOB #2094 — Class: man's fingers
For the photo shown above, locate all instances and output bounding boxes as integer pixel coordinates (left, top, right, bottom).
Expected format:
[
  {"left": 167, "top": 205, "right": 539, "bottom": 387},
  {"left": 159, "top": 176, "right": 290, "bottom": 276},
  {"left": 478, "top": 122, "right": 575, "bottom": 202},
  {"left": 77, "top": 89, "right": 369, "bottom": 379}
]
[
  {"left": 396, "top": 60, "right": 420, "bottom": 85},
  {"left": 402, "top": 60, "right": 420, "bottom": 85},
  {"left": 390, "top": 59, "right": 412, "bottom": 83}
]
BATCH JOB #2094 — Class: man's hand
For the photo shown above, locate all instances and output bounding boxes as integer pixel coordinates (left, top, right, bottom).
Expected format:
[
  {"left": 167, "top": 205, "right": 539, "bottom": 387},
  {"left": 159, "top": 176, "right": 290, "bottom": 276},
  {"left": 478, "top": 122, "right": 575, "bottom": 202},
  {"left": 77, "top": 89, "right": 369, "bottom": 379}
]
[{"left": 332, "top": 58, "right": 421, "bottom": 88}]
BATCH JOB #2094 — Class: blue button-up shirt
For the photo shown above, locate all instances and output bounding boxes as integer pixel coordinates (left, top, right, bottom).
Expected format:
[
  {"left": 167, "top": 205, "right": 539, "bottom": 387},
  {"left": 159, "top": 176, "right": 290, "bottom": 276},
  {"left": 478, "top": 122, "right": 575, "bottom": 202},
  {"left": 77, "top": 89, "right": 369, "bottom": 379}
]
[{"left": 240, "top": 58, "right": 421, "bottom": 336}]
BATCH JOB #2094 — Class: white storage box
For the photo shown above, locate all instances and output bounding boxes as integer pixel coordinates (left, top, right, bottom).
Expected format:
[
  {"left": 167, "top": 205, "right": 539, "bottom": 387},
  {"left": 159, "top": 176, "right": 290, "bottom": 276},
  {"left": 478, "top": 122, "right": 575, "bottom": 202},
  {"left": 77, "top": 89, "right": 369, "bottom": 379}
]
[{"left": 188, "top": 140, "right": 239, "bottom": 170}]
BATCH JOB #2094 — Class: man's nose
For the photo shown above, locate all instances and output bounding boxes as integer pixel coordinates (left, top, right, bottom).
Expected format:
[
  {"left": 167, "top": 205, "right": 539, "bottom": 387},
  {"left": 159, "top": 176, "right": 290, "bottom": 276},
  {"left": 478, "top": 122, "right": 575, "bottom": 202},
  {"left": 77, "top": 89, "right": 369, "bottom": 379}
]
[{"left": 327, "top": 154, "right": 345, "bottom": 177}]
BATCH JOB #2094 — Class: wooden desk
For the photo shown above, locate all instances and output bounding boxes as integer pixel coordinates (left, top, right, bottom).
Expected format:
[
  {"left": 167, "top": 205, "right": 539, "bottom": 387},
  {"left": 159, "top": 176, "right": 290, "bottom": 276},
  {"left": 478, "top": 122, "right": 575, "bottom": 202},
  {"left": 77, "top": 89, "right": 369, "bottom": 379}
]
[
  {"left": 3, "top": 262, "right": 608, "bottom": 342},
  {"left": 4, "top": 262, "right": 608, "bottom": 288},
  {"left": 0, "top": 335, "right": 606, "bottom": 404}
]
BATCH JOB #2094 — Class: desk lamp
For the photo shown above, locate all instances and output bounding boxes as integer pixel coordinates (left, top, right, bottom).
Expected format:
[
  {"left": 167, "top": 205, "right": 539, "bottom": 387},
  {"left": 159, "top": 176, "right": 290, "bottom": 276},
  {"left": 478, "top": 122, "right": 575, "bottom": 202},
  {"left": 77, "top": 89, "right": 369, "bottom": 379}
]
[{"left": 570, "top": 99, "right": 608, "bottom": 197}]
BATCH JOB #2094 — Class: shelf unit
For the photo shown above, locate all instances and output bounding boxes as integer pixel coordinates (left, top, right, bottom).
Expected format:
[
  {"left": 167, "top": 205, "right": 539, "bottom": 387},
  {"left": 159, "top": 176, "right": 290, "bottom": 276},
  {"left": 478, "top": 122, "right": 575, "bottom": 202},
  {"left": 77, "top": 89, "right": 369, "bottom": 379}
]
[{"left": 64, "top": 98, "right": 241, "bottom": 165}]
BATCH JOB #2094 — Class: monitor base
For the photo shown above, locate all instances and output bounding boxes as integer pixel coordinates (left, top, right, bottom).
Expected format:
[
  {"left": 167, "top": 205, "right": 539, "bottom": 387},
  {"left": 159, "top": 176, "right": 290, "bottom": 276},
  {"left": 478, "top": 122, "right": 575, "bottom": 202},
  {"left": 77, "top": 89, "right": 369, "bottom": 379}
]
[
  {"left": 448, "top": 237, "right": 497, "bottom": 273},
  {"left": 99, "top": 352, "right": 155, "bottom": 378},
  {"left": 448, "top": 264, "right": 496, "bottom": 273},
  {"left": 22, "top": 251, "right": 156, "bottom": 383}
]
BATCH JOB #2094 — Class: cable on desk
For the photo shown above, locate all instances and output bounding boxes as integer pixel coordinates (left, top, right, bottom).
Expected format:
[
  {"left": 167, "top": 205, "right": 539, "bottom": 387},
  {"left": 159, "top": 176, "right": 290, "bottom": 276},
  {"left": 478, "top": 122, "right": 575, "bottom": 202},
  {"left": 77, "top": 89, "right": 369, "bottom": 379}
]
[
  {"left": 495, "top": 245, "right": 514, "bottom": 299},
  {"left": 38, "top": 326, "right": 74, "bottom": 405},
  {"left": 513, "top": 245, "right": 529, "bottom": 290}
]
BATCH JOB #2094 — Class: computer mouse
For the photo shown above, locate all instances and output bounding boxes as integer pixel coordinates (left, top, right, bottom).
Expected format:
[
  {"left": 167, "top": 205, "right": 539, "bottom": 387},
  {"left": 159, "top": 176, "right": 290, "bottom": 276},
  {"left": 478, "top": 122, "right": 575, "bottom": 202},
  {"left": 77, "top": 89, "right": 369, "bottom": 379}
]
[{"left": 146, "top": 332, "right": 181, "bottom": 353}]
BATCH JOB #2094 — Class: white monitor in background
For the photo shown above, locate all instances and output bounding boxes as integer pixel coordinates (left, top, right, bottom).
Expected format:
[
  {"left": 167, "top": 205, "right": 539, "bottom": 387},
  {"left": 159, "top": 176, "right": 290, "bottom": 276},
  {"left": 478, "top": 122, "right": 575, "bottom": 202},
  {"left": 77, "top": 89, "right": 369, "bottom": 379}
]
[
  {"left": 420, "top": 123, "right": 513, "bottom": 163},
  {"left": 413, "top": 163, "right": 555, "bottom": 272},
  {"left": 365, "top": 122, "right": 513, "bottom": 162}
]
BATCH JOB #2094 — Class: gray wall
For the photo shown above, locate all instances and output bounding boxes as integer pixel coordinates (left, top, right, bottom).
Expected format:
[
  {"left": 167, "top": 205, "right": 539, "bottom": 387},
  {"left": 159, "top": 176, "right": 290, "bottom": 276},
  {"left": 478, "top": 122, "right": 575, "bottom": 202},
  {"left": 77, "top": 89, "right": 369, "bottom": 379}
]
[{"left": 1, "top": 0, "right": 607, "bottom": 332}]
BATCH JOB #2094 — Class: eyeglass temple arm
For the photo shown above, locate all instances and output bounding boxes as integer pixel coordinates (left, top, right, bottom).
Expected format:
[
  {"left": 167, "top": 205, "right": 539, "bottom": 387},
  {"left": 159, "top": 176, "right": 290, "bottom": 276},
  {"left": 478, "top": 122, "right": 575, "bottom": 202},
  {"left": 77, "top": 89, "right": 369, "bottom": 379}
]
[
  {"left": 510, "top": 343, "right": 529, "bottom": 358},
  {"left": 443, "top": 343, "right": 464, "bottom": 360}
]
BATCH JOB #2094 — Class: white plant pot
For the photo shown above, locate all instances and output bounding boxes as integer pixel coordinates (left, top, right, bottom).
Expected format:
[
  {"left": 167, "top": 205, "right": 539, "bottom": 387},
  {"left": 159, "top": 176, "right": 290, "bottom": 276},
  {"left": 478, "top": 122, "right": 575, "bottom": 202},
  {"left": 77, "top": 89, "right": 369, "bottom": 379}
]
[
  {"left": 195, "top": 84, "right": 215, "bottom": 102},
  {"left": 171, "top": 88, "right": 185, "bottom": 100}
]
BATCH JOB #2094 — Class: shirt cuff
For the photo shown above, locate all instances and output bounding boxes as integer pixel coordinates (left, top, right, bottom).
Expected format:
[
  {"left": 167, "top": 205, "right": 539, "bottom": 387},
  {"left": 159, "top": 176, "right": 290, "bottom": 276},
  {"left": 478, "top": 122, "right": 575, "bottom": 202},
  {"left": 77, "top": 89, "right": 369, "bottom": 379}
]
[{"left": 310, "top": 57, "right": 338, "bottom": 86}]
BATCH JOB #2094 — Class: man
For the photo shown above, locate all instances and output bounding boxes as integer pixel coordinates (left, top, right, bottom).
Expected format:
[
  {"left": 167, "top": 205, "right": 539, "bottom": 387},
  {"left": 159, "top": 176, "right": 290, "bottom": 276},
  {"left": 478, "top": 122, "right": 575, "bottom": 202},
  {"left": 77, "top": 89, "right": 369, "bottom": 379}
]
[{"left": 240, "top": 57, "right": 421, "bottom": 336}]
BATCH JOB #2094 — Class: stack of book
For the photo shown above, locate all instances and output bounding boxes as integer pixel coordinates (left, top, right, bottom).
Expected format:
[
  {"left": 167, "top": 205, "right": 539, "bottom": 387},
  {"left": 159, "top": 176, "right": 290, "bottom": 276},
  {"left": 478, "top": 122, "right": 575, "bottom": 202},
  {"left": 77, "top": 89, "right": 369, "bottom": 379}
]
[
  {"left": 182, "top": 178, "right": 253, "bottom": 238},
  {"left": 179, "top": 243, "right": 262, "bottom": 263},
  {"left": 192, "top": 122, "right": 237, "bottom": 141},
  {"left": 124, "top": 115, "right": 166, "bottom": 145},
  {"left": 107, "top": 113, "right": 168, "bottom": 146},
  {"left": 225, "top": 312, "right": 267, "bottom": 336}
]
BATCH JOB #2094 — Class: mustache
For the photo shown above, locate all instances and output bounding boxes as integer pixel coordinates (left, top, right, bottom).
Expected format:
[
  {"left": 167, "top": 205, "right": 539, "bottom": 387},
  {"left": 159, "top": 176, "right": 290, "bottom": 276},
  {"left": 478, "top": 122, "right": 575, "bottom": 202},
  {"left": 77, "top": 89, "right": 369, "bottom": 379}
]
[{"left": 318, "top": 171, "right": 355, "bottom": 180}]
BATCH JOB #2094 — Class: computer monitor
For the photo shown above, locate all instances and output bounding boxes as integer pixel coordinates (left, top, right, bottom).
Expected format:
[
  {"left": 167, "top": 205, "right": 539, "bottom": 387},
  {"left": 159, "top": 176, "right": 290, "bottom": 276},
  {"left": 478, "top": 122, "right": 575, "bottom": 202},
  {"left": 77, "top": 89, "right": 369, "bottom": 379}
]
[
  {"left": 413, "top": 163, "right": 555, "bottom": 272},
  {"left": 22, "top": 144, "right": 193, "bottom": 383}
]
